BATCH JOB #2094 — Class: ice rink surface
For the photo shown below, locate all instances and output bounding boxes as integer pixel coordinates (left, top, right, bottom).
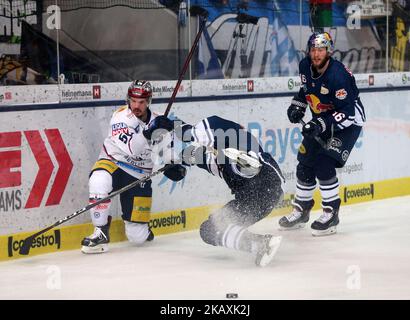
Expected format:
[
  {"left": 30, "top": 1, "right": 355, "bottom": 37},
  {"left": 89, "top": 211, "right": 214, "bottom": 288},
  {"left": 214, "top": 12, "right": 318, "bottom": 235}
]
[{"left": 1, "top": 196, "right": 409, "bottom": 300}]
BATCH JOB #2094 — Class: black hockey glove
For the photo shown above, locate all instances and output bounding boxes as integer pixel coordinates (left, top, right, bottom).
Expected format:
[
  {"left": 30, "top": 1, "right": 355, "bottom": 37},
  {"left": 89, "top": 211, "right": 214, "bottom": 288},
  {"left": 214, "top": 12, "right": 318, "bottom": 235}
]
[
  {"left": 302, "top": 119, "right": 325, "bottom": 138},
  {"left": 164, "top": 164, "right": 186, "bottom": 182},
  {"left": 143, "top": 116, "right": 174, "bottom": 141},
  {"left": 287, "top": 97, "right": 308, "bottom": 124}
]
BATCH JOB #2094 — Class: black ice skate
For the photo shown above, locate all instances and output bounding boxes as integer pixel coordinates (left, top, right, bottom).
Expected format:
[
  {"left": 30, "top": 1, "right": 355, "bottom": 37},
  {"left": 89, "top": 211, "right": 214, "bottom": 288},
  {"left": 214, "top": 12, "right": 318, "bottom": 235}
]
[
  {"left": 81, "top": 223, "right": 110, "bottom": 254},
  {"left": 255, "top": 235, "right": 282, "bottom": 267},
  {"left": 311, "top": 208, "right": 339, "bottom": 236},
  {"left": 278, "top": 202, "right": 312, "bottom": 230}
]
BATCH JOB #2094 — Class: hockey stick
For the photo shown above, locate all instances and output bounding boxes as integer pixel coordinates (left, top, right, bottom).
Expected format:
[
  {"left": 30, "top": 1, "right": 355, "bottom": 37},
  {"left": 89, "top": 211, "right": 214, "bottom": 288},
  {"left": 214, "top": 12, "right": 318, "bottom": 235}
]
[
  {"left": 19, "top": 164, "right": 175, "bottom": 255},
  {"left": 163, "top": 6, "right": 208, "bottom": 117},
  {"left": 299, "top": 119, "right": 328, "bottom": 149}
]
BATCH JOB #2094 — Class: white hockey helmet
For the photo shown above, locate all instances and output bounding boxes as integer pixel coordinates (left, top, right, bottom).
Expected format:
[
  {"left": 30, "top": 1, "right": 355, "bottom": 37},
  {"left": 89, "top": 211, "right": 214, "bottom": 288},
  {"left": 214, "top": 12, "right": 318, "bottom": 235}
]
[{"left": 307, "top": 32, "right": 334, "bottom": 54}]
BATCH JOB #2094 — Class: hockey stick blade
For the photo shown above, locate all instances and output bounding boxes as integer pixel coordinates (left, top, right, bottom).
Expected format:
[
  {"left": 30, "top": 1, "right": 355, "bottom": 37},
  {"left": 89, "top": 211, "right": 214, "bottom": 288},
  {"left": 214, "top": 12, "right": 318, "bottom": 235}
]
[
  {"left": 19, "top": 208, "right": 88, "bottom": 255},
  {"left": 19, "top": 164, "right": 174, "bottom": 255},
  {"left": 19, "top": 235, "right": 36, "bottom": 255}
]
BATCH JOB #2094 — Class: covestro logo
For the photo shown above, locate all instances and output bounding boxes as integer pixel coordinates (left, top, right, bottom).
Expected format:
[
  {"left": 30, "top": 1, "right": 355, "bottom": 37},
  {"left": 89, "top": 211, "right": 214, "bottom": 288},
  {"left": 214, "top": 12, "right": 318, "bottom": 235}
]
[
  {"left": 149, "top": 211, "right": 186, "bottom": 230},
  {"left": 7, "top": 230, "right": 61, "bottom": 257},
  {"left": 344, "top": 184, "right": 374, "bottom": 203}
]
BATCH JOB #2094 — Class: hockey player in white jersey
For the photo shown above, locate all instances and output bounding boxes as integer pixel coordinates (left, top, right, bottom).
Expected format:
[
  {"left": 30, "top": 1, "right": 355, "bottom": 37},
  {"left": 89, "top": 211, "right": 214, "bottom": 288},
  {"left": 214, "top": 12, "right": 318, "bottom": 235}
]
[
  {"left": 81, "top": 80, "right": 186, "bottom": 254},
  {"left": 143, "top": 115, "right": 285, "bottom": 267}
]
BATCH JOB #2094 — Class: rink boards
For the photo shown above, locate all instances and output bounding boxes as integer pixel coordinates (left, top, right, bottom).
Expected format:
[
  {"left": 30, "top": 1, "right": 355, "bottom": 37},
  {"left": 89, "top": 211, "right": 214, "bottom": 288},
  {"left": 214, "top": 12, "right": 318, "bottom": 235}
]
[{"left": 1, "top": 74, "right": 410, "bottom": 261}]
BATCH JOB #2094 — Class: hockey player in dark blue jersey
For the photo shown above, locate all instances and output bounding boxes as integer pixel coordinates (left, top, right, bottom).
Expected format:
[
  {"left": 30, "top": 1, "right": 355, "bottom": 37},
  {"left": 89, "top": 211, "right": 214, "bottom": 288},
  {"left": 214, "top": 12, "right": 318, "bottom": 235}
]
[
  {"left": 143, "top": 115, "right": 285, "bottom": 267},
  {"left": 279, "top": 32, "right": 366, "bottom": 236}
]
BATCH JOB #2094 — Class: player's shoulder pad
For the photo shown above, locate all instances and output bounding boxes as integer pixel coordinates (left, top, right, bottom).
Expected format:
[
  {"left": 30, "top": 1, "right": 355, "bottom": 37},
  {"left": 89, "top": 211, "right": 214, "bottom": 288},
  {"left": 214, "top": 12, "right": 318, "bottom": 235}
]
[
  {"left": 207, "top": 115, "right": 224, "bottom": 122},
  {"left": 111, "top": 105, "right": 129, "bottom": 121},
  {"left": 328, "top": 59, "right": 354, "bottom": 81},
  {"left": 114, "top": 105, "right": 128, "bottom": 114},
  {"left": 206, "top": 115, "right": 243, "bottom": 133},
  {"left": 206, "top": 115, "right": 235, "bottom": 129}
]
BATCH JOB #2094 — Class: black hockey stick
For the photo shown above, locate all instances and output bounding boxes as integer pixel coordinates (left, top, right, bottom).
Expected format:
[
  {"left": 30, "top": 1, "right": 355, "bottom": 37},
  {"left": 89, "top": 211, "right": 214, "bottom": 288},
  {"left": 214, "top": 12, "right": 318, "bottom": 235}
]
[
  {"left": 164, "top": 6, "right": 208, "bottom": 117},
  {"left": 19, "top": 164, "right": 175, "bottom": 255},
  {"left": 299, "top": 119, "right": 328, "bottom": 149}
]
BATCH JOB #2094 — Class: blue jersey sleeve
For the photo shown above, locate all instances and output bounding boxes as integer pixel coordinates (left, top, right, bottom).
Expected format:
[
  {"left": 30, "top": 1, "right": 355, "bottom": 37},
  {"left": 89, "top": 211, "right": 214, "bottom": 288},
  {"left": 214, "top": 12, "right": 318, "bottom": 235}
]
[
  {"left": 295, "top": 58, "right": 309, "bottom": 102},
  {"left": 322, "top": 65, "right": 357, "bottom": 131}
]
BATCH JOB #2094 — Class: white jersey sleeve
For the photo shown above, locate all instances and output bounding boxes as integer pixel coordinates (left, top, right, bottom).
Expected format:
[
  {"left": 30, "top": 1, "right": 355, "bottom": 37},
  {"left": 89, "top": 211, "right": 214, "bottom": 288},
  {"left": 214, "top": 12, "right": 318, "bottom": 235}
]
[
  {"left": 190, "top": 119, "right": 222, "bottom": 177},
  {"left": 99, "top": 106, "right": 159, "bottom": 179}
]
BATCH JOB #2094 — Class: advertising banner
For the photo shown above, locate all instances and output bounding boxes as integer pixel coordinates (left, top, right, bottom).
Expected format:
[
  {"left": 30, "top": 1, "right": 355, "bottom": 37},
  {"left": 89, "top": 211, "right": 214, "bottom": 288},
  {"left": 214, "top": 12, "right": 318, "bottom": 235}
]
[
  {"left": 2, "top": 73, "right": 410, "bottom": 106},
  {"left": 2, "top": 82, "right": 410, "bottom": 235}
]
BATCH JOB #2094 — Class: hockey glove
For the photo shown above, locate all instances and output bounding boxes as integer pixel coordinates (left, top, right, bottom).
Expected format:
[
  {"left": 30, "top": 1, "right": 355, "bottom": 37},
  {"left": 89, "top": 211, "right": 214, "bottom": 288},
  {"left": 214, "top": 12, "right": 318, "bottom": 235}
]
[
  {"left": 287, "top": 97, "right": 308, "bottom": 124},
  {"left": 164, "top": 164, "right": 186, "bottom": 182},
  {"left": 302, "top": 119, "right": 325, "bottom": 138},
  {"left": 143, "top": 115, "right": 174, "bottom": 141}
]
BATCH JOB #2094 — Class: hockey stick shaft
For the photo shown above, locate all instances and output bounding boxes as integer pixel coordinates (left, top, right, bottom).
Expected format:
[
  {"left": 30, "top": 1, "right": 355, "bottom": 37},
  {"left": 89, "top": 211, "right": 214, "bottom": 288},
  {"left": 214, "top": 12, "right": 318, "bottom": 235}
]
[
  {"left": 19, "top": 164, "right": 175, "bottom": 255},
  {"left": 164, "top": 14, "right": 207, "bottom": 117}
]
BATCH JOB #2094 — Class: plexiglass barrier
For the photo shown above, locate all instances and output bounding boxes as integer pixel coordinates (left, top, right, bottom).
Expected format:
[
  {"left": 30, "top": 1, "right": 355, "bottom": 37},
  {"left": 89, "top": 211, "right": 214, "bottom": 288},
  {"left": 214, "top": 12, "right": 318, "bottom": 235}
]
[{"left": 0, "top": 0, "right": 409, "bottom": 85}]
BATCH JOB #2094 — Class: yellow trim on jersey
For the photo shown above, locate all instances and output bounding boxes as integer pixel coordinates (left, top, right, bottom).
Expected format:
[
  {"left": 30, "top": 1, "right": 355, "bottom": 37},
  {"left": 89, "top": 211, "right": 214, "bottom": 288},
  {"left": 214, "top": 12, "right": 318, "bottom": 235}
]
[
  {"left": 131, "top": 197, "right": 152, "bottom": 222},
  {"left": 92, "top": 159, "right": 119, "bottom": 174},
  {"left": 114, "top": 105, "right": 128, "bottom": 114}
]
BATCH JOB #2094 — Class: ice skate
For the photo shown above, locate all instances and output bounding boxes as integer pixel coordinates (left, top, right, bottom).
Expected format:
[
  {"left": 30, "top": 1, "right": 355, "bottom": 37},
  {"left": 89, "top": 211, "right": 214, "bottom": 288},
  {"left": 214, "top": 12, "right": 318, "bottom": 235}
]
[
  {"left": 278, "top": 204, "right": 311, "bottom": 230},
  {"left": 81, "top": 223, "right": 110, "bottom": 254},
  {"left": 311, "top": 208, "right": 339, "bottom": 236},
  {"left": 255, "top": 235, "right": 282, "bottom": 267}
]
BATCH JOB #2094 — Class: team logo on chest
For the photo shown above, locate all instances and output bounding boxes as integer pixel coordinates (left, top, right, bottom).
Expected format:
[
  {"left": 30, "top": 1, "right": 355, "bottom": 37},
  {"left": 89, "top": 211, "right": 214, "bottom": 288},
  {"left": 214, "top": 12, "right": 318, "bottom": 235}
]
[{"left": 305, "top": 94, "right": 333, "bottom": 114}]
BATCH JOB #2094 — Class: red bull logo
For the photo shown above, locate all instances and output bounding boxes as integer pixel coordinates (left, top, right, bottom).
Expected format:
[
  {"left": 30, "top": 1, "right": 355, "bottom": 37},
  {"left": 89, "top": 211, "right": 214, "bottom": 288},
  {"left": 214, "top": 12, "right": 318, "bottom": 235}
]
[
  {"left": 305, "top": 94, "right": 333, "bottom": 114},
  {"left": 335, "top": 89, "right": 348, "bottom": 100}
]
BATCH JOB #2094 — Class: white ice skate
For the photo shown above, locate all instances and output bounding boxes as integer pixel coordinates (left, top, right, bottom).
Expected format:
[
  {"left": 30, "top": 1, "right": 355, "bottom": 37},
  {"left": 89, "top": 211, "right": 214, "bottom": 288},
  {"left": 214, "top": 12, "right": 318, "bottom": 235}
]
[{"left": 255, "top": 235, "right": 282, "bottom": 267}]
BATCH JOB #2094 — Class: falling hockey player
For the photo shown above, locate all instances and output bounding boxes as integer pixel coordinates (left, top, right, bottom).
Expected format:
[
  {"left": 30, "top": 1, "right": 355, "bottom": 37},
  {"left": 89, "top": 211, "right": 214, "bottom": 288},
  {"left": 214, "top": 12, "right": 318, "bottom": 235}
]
[
  {"left": 81, "top": 80, "right": 186, "bottom": 253},
  {"left": 279, "top": 32, "right": 366, "bottom": 236},
  {"left": 143, "top": 115, "right": 285, "bottom": 267}
]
